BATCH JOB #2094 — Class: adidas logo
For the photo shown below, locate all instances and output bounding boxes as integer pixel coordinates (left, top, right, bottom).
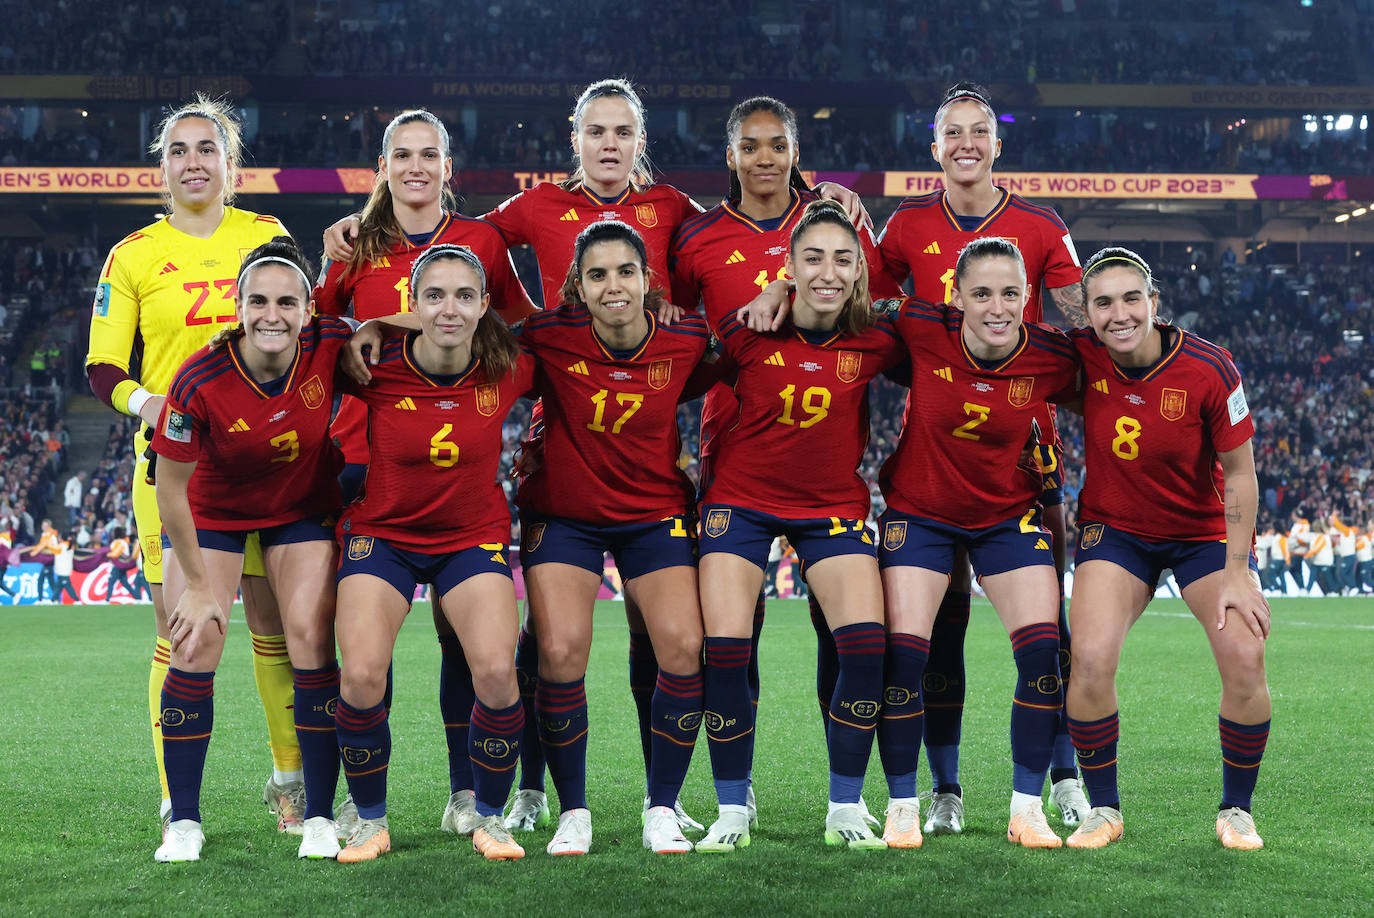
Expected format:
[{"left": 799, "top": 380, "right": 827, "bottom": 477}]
[
  {"left": 559, "top": 209, "right": 579, "bottom": 222},
  {"left": 1092, "top": 379, "right": 1109, "bottom": 394},
  {"left": 764, "top": 351, "right": 785, "bottom": 367},
  {"left": 725, "top": 249, "right": 746, "bottom": 265},
  {"left": 1034, "top": 538, "right": 1049, "bottom": 550},
  {"left": 394, "top": 397, "right": 417, "bottom": 411},
  {"left": 567, "top": 360, "right": 590, "bottom": 375},
  {"left": 933, "top": 366, "right": 953, "bottom": 381},
  {"left": 227, "top": 418, "right": 251, "bottom": 433},
  {"left": 923, "top": 242, "right": 941, "bottom": 255},
  {"left": 159, "top": 262, "right": 178, "bottom": 274}
]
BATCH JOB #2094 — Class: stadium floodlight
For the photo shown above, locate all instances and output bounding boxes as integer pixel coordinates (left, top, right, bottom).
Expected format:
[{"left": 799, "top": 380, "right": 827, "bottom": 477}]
[
  {"left": 1334, "top": 214, "right": 1350, "bottom": 223},
  {"left": 1335, "top": 115, "right": 1354, "bottom": 131},
  {"left": 1352, "top": 208, "right": 1368, "bottom": 218}
]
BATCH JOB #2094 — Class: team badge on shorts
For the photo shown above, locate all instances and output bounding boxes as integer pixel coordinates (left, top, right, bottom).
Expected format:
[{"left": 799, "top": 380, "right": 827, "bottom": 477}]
[
  {"left": 1080, "top": 523, "right": 1105, "bottom": 549},
  {"left": 883, "top": 520, "right": 907, "bottom": 551},
  {"left": 523, "top": 522, "right": 546, "bottom": 553},
  {"left": 300, "top": 375, "right": 326, "bottom": 410},
  {"left": 1008, "top": 376, "right": 1035, "bottom": 407},
  {"left": 144, "top": 534, "right": 162, "bottom": 566},
  {"left": 648, "top": 359, "right": 672, "bottom": 390},
  {"left": 836, "top": 350, "right": 861, "bottom": 383},
  {"left": 704, "top": 509, "right": 732, "bottom": 538},
  {"left": 475, "top": 383, "right": 501, "bottom": 417},
  {"left": 347, "top": 536, "right": 374, "bottom": 560},
  {"left": 635, "top": 203, "right": 658, "bottom": 228},
  {"left": 1160, "top": 388, "right": 1188, "bottom": 421}
]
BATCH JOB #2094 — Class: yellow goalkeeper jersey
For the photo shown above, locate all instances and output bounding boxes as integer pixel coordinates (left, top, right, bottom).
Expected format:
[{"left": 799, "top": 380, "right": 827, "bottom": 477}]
[{"left": 86, "top": 207, "right": 288, "bottom": 400}]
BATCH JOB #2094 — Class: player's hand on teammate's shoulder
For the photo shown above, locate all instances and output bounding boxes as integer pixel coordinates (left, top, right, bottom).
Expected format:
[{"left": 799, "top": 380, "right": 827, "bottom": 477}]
[
  {"left": 814, "top": 182, "right": 872, "bottom": 231},
  {"left": 655, "top": 299, "right": 686, "bottom": 326},
  {"left": 323, "top": 214, "right": 361, "bottom": 262},
  {"left": 736, "top": 278, "right": 794, "bottom": 332}
]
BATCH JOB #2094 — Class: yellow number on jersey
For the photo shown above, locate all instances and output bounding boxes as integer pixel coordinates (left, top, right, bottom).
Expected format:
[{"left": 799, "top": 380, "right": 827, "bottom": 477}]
[
  {"left": 269, "top": 430, "right": 299, "bottom": 463},
  {"left": 586, "top": 389, "right": 645, "bottom": 434},
  {"left": 1111, "top": 416, "right": 1143, "bottom": 460},
  {"left": 953, "top": 402, "right": 991, "bottom": 440},
  {"left": 430, "top": 423, "right": 460, "bottom": 467},
  {"left": 753, "top": 266, "right": 789, "bottom": 294},
  {"left": 777, "top": 384, "right": 831, "bottom": 428},
  {"left": 394, "top": 277, "right": 410, "bottom": 313},
  {"left": 939, "top": 267, "right": 956, "bottom": 305}
]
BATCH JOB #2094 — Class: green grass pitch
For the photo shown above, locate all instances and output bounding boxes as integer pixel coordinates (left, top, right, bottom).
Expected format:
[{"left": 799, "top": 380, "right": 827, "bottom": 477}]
[{"left": 4, "top": 598, "right": 1370, "bottom": 916}]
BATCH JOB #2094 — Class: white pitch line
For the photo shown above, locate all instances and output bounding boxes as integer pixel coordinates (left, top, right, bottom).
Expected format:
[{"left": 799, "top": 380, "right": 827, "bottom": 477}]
[{"left": 1142, "top": 610, "right": 1374, "bottom": 630}]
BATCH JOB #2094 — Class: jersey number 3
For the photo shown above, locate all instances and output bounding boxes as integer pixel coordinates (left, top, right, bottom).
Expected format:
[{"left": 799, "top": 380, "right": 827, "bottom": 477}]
[{"left": 184, "top": 279, "right": 237, "bottom": 326}]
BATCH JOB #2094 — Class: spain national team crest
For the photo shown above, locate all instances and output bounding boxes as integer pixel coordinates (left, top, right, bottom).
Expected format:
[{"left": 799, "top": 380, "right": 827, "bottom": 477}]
[
  {"left": 648, "top": 359, "right": 672, "bottom": 390},
  {"left": 1160, "top": 387, "right": 1188, "bottom": 421},
  {"left": 523, "top": 522, "right": 546, "bottom": 553},
  {"left": 300, "top": 374, "right": 326, "bottom": 410},
  {"left": 634, "top": 203, "right": 658, "bottom": 228},
  {"left": 836, "top": 350, "right": 861, "bottom": 383},
  {"left": 144, "top": 534, "right": 162, "bottom": 566},
  {"left": 1007, "top": 376, "right": 1035, "bottom": 407},
  {"left": 704, "top": 508, "right": 732, "bottom": 538},
  {"left": 347, "top": 536, "right": 373, "bottom": 561},
  {"left": 1080, "top": 523, "right": 1104, "bottom": 549},
  {"left": 883, "top": 520, "right": 907, "bottom": 551},
  {"left": 475, "top": 383, "right": 500, "bottom": 417}
]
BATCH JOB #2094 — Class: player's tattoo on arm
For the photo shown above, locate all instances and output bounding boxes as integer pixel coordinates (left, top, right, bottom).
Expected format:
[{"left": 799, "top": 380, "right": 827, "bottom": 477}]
[
  {"left": 1048, "top": 284, "right": 1087, "bottom": 328},
  {"left": 1225, "top": 484, "right": 1243, "bottom": 524}
]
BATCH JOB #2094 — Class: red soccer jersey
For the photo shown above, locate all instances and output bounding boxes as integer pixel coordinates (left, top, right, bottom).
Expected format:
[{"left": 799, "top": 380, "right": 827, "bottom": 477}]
[
  {"left": 1072, "top": 326, "right": 1254, "bottom": 542},
  {"left": 877, "top": 189, "right": 1081, "bottom": 324},
  {"left": 483, "top": 181, "right": 701, "bottom": 309},
  {"left": 314, "top": 211, "right": 537, "bottom": 466},
  {"left": 516, "top": 306, "right": 709, "bottom": 526},
  {"left": 704, "top": 313, "right": 905, "bottom": 521},
  {"left": 153, "top": 316, "right": 350, "bottom": 529},
  {"left": 880, "top": 299, "right": 1080, "bottom": 528},
  {"left": 338, "top": 337, "right": 535, "bottom": 553}
]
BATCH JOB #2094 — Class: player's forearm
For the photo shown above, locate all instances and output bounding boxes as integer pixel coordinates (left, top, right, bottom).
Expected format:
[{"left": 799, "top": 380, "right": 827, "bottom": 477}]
[
  {"left": 87, "top": 362, "right": 155, "bottom": 419},
  {"left": 1048, "top": 284, "right": 1086, "bottom": 329},
  {"left": 1220, "top": 446, "right": 1260, "bottom": 577}
]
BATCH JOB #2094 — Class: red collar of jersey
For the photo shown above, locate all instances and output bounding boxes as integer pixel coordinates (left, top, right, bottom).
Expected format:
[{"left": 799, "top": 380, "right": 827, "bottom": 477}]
[
  {"left": 577, "top": 184, "right": 635, "bottom": 207},
  {"left": 1108, "top": 324, "right": 1185, "bottom": 383},
  {"left": 940, "top": 188, "right": 1012, "bottom": 233},
  {"left": 400, "top": 211, "right": 456, "bottom": 250},
  {"left": 957, "top": 321, "right": 1027, "bottom": 372},
  {"left": 227, "top": 339, "right": 302, "bottom": 398},
  {"left": 401, "top": 334, "right": 482, "bottom": 387},
  {"left": 590, "top": 309, "right": 657, "bottom": 361},
  {"left": 721, "top": 189, "right": 804, "bottom": 234}
]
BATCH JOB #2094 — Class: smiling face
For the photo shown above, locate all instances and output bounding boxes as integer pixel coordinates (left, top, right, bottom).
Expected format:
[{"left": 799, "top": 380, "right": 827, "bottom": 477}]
[
  {"left": 162, "top": 117, "right": 227, "bottom": 210},
  {"left": 413, "top": 257, "right": 488, "bottom": 352},
  {"left": 381, "top": 120, "right": 452, "bottom": 210},
  {"left": 931, "top": 99, "right": 1001, "bottom": 188},
  {"left": 1086, "top": 264, "right": 1161, "bottom": 363},
  {"left": 575, "top": 239, "right": 648, "bottom": 333},
  {"left": 952, "top": 253, "right": 1027, "bottom": 359},
  {"left": 235, "top": 263, "right": 310, "bottom": 360},
  {"left": 786, "top": 222, "right": 861, "bottom": 325},
  {"left": 571, "top": 96, "right": 645, "bottom": 195},
  {"left": 727, "top": 111, "right": 798, "bottom": 201}
]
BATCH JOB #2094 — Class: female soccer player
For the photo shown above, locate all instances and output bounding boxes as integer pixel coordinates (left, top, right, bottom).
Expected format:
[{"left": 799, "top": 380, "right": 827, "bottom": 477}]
[
  {"left": 518, "top": 220, "right": 710, "bottom": 856},
  {"left": 875, "top": 81, "right": 1087, "bottom": 834},
  {"left": 333, "top": 245, "right": 532, "bottom": 864},
  {"left": 1063, "top": 247, "right": 1270, "bottom": 851},
  {"left": 876, "top": 238, "right": 1080, "bottom": 850},
  {"left": 315, "top": 108, "right": 536, "bottom": 841},
  {"left": 696, "top": 200, "right": 903, "bottom": 853},
  {"left": 150, "top": 237, "right": 353, "bottom": 862},
  {"left": 85, "top": 96, "right": 304, "bottom": 840}
]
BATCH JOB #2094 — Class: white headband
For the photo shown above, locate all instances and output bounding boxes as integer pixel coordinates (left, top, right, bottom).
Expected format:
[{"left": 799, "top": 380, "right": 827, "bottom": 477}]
[{"left": 238, "top": 255, "right": 311, "bottom": 300}]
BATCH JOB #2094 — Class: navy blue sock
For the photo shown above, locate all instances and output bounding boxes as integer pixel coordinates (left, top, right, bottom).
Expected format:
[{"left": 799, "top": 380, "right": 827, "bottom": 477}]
[
  {"left": 923, "top": 590, "right": 969, "bottom": 793},
  {"left": 628, "top": 630, "right": 657, "bottom": 784},
  {"left": 469, "top": 699, "right": 523, "bottom": 817},
  {"left": 161, "top": 668, "right": 214, "bottom": 824},
  {"left": 879, "top": 632, "right": 929, "bottom": 799},
  {"left": 810, "top": 594, "right": 838, "bottom": 735},
  {"left": 1009, "top": 622, "right": 1062, "bottom": 796},
  {"left": 336, "top": 698, "right": 390, "bottom": 819},
  {"left": 513, "top": 627, "right": 546, "bottom": 792},
  {"left": 536, "top": 677, "right": 589, "bottom": 812},
  {"left": 648, "top": 669, "right": 704, "bottom": 809},
  {"left": 1050, "top": 595, "right": 1077, "bottom": 778},
  {"left": 438, "top": 634, "right": 476, "bottom": 794},
  {"left": 1219, "top": 716, "right": 1269, "bottom": 811},
  {"left": 292, "top": 663, "right": 341, "bottom": 820},
  {"left": 748, "top": 593, "right": 765, "bottom": 707},
  {"left": 827, "top": 622, "right": 884, "bottom": 803},
  {"left": 704, "top": 636, "right": 754, "bottom": 807},
  {"left": 1068, "top": 711, "right": 1120, "bottom": 811}
]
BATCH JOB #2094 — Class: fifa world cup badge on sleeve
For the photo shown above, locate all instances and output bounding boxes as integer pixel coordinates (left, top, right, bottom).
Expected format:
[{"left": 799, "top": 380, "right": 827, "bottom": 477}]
[
  {"left": 92, "top": 281, "right": 111, "bottom": 317},
  {"left": 1227, "top": 383, "right": 1250, "bottom": 425},
  {"left": 165, "top": 409, "right": 193, "bottom": 443}
]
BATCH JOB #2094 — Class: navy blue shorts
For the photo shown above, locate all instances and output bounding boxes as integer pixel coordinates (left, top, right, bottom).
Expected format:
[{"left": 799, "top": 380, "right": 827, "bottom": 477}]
[
  {"left": 698, "top": 504, "right": 875, "bottom": 572},
  {"left": 1075, "top": 520, "right": 1259, "bottom": 591},
  {"left": 519, "top": 513, "right": 696, "bottom": 581},
  {"left": 338, "top": 534, "right": 512, "bottom": 599},
  {"left": 878, "top": 507, "right": 1054, "bottom": 577},
  {"left": 170, "top": 514, "right": 336, "bottom": 553},
  {"left": 1036, "top": 444, "right": 1065, "bottom": 509}
]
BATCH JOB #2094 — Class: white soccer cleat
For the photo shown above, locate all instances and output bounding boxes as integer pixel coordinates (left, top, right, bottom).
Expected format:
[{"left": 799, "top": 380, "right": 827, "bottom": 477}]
[
  {"left": 441, "top": 789, "right": 481, "bottom": 835},
  {"left": 1007, "top": 801, "right": 1063, "bottom": 849},
  {"left": 643, "top": 805, "right": 694, "bottom": 853},
  {"left": 1216, "top": 806, "right": 1264, "bottom": 850},
  {"left": 1049, "top": 777, "right": 1091, "bottom": 828},
  {"left": 504, "top": 788, "right": 551, "bottom": 832},
  {"left": 337, "top": 817, "right": 391, "bottom": 864},
  {"left": 923, "top": 791, "right": 965, "bottom": 835},
  {"left": 1066, "top": 805, "right": 1124, "bottom": 849},
  {"left": 858, "top": 795, "right": 881, "bottom": 830},
  {"left": 825, "top": 804, "right": 888, "bottom": 851},
  {"left": 546, "top": 808, "right": 593, "bottom": 856},
  {"left": 695, "top": 808, "right": 752, "bottom": 853},
  {"left": 882, "top": 800, "right": 924, "bottom": 849},
  {"left": 746, "top": 783, "right": 759, "bottom": 830},
  {"left": 263, "top": 776, "right": 306, "bottom": 835},
  {"left": 155, "top": 819, "right": 205, "bottom": 863},
  {"left": 472, "top": 814, "right": 525, "bottom": 860},
  {"left": 334, "top": 794, "right": 359, "bottom": 840},
  {"left": 297, "top": 815, "right": 341, "bottom": 859}
]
